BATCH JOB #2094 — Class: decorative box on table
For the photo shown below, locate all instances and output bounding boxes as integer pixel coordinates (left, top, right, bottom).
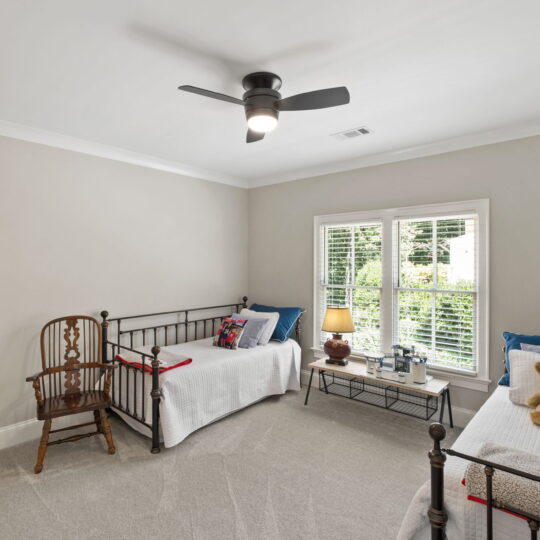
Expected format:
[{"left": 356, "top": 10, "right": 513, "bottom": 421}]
[
  {"left": 364, "top": 353, "right": 385, "bottom": 375},
  {"left": 364, "top": 345, "right": 428, "bottom": 385}
]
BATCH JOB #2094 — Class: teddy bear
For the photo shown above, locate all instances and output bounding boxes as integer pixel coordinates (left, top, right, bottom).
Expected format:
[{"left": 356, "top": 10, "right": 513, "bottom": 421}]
[{"left": 526, "top": 361, "right": 540, "bottom": 426}]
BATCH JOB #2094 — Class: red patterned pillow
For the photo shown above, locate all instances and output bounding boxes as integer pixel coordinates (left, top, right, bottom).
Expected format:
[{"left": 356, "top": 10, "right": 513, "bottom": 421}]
[{"left": 213, "top": 318, "right": 247, "bottom": 350}]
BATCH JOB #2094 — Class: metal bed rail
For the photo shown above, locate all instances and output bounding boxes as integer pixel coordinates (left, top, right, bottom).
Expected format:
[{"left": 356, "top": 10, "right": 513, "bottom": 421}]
[
  {"left": 107, "top": 298, "right": 249, "bottom": 350},
  {"left": 104, "top": 341, "right": 155, "bottom": 427}
]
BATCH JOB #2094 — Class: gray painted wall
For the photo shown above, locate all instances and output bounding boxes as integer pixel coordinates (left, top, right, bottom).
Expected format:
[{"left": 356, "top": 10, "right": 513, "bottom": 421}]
[
  {"left": 0, "top": 136, "right": 248, "bottom": 427},
  {"left": 248, "top": 135, "right": 540, "bottom": 414},
  {"left": 2, "top": 133, "right": 540, "bottom": 428}
]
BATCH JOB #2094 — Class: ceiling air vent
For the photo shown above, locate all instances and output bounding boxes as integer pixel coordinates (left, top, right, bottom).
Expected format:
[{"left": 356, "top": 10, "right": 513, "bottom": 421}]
[{"left": 332, "top": 126, "right": 372, "bottom": 141}]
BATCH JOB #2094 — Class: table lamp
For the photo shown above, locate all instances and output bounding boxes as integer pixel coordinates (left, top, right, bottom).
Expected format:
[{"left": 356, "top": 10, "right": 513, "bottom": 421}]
[{"left": 322, "top": 307, "right": 355, "bottom": 366}]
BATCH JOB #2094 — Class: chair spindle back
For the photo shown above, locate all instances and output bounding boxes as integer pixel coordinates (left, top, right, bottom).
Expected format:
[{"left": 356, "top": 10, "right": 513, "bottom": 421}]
[{"left": 39, "top": 316, "right": 102, "bottom": 400}]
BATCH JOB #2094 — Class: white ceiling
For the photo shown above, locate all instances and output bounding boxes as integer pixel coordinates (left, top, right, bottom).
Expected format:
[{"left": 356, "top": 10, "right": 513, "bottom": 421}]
[{"left": 1, "top": 1, "right": 540, "bottom": 188}]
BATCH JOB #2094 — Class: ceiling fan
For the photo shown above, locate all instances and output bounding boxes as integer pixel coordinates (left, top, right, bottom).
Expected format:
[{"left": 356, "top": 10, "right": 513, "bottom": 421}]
[{"left": 178, "top": 71, "right": 350, "bottom": 143}]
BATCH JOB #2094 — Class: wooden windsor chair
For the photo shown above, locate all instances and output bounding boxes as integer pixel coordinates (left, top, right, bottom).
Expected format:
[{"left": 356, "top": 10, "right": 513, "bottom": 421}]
[{"left": 26, "top": 315, "right": 116, "bottom": 473}]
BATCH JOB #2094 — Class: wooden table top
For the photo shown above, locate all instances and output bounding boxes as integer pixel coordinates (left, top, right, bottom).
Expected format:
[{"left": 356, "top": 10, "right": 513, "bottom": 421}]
[{"left": 307, "top": 358, "right": 449, "bottom": 397}]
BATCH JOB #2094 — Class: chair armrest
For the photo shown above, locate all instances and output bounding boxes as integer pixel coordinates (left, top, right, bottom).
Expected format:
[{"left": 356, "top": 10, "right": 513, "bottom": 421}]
[
  {"left": 26, "top": 364, "right": 116, "bottom": 383},
  {"left": 65, "top": 362, "right": 116, "bottom": 396},
  {"left": 26, "top": 363, "right": 116, "bottom": 405},
  {"left": 26, "top": 365, "right": 71, "bottom": 380},
  {"left": 25, "top": 372, "right": 43, "bottom": 382},
  {"left": 26, "top": 371, "right": 46, "bottom": 407},
  {"left": 68, "top": 362, "right": 117, "bottom": 371}
]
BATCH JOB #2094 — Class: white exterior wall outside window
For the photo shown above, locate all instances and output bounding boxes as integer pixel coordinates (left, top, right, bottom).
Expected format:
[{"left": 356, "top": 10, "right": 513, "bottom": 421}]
[{"left": 314, "top": 200, "right": 489, "bottom": 387}]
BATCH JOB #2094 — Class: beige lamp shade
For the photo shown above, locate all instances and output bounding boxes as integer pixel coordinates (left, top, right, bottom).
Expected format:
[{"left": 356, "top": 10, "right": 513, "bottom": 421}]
[{"left": 321, "top": 307, "right": 355, "bottom": 334}]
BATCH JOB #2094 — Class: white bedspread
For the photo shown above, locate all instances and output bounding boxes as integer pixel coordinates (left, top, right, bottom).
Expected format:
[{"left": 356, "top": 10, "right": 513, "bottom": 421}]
[
  {"left": 114, "top": 338, "right": 301, "bottom": 448},
  {"left": 398, "top": 386, "right": 540, "bottom": 540}
]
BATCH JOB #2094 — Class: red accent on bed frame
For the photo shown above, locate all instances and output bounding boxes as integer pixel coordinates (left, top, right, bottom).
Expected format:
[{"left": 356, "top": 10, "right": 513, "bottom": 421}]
[{"left": 115, "top": 354, "right": 192, "bottom": 374}]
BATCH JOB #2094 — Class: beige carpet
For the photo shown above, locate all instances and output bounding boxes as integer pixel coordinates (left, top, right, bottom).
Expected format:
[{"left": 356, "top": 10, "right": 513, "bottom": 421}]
[{"left": 0, "top": 389, "right": 460, "bottom": 540}]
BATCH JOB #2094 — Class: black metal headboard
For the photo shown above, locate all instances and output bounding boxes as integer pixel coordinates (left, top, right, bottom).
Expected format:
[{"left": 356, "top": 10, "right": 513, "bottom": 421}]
[
  {"left": 101, "top": 296, "right": 304, "bottom": 353},
  {"left": 102, "top": 297, "right": 248, "bottom": 352}
]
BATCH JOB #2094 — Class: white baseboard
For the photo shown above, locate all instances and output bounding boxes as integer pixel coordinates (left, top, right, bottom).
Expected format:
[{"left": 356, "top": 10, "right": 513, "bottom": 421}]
[
  {"left": 301, "top": 368, "right": 475, "bottom": 429},
  {"left": 0, "top": 418, "right": 42, "bottom": 450},
  {"left": 0, "top": 412, "right": 94, "bottom": 451},
  {"left": 450, "top": 405, "right": 476, "bottom": 429},
  {"left": 301, "top": 367, "right": 321, "bottom": 387}
]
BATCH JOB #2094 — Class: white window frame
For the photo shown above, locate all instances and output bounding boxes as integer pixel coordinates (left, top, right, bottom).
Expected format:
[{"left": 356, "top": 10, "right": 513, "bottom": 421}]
[{"left": 313, "top": 199, "right": 490, "bottom": 392}]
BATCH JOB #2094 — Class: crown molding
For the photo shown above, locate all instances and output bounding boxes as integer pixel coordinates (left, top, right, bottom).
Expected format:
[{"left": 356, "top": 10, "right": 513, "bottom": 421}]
[
  {"left": 0, "top": 120, "right": 248, "bottom": 188},
  {"left": 2, "top": 119, "right": 540, "bottom": 191},
  {"left": 248, "top": 122, "right": 540, "bottom": 188}
]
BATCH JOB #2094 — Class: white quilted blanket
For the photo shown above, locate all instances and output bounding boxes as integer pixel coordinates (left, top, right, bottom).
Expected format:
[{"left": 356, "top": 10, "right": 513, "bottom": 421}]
[
  {"left": 114, "top": 338, "right": 301, "bottom": 447},
  {"left": 398, "top": 386, "right": 540, "bottom": 540}
]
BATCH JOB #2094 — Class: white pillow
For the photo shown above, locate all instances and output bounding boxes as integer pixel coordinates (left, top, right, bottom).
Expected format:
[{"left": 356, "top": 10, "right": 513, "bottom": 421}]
[
  {"left": 521, "top": 343, "right": 540, "bottom": 353},
  {"left": 239, "top": 308, "right": 279, "bottom": 345},
  {"left": 509, "top": 349, "right": 540, "bottom": 405}
]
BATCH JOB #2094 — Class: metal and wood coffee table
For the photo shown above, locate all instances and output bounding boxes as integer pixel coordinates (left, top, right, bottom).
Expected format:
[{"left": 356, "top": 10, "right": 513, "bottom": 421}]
[{"left": 304, "top": 358, "right": 453, "bottom": 426}]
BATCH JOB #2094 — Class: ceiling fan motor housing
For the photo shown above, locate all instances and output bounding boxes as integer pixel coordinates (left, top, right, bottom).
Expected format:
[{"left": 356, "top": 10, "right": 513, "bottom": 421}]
[
  {"left": 241, "top": 72, "right": 282, "bottom": 92},
  {"left": 243, "top": 89, "right": 280, "bottom": 124},
  {"left": 242, "top": 72, "right": 282, "bottom": 125}
]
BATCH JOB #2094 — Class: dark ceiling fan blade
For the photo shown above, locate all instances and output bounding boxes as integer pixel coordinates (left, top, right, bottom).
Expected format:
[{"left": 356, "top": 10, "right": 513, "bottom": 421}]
[
  {"left": 178, "top": 85, "right": 244, "bottom": 105},
  {"left": 278, "top": 86, "right": 350, "bottom": 111},
  {"left": 246, "top": 129, "right": 265, "bottom": 143}
]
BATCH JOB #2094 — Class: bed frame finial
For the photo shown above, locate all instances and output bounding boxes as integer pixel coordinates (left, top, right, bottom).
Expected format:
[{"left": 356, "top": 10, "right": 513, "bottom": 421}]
[
  {"left": 100, "top": 311, "right": 109, "bottom": 364},
  {"left": 242, "top": 296, "right": 248, "bottom": 308},
  {"left": 429, "top": 422, "right": 446, "bottom": 448},
  {"left": 428, "top": 422, "right": 448, "bottom": 539}
]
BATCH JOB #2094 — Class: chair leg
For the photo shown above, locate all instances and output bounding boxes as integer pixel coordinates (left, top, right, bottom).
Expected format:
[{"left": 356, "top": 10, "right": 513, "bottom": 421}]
[
  {"left": 34, "top": 419, "right": 51, "bottom": 474},
  {"left": 94, "top": 410, "right": 103, "bottom": 433},
  {"left": 98, "top": 409, "right": 116, "bottom": 455}
]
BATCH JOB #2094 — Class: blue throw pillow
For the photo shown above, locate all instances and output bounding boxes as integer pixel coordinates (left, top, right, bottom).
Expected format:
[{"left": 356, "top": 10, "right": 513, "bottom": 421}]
[
  {"left": 230, "top": 314, "right": 268, "bottom": 349},
  {"left": 499, "top": 331, "right": 540, "bottom": 386},
  {"left": 249, "top": 304, "right": 302, "bottom": 342}
]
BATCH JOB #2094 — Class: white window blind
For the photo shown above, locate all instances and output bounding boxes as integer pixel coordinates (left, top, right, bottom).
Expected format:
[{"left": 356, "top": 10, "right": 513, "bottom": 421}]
[
  {"left": 319, "top": 222, "right": 383, "bottom": 353},
  {"left": 394, "top": 215, "right": 478, "bottom": 371}
]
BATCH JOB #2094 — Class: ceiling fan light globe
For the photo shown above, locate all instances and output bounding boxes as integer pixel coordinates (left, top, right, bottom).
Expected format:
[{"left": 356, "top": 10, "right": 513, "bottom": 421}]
[{"left": 247, "top": 114, "right": 278, "bottom": 133}]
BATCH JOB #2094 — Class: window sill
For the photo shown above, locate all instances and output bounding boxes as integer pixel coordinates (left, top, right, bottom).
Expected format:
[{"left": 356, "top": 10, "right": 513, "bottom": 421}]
[{"left": 310, "top": 347, "right": 491, "bottom": 393}]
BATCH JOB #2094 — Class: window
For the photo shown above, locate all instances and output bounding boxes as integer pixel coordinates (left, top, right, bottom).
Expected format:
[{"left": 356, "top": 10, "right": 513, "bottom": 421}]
[
  {"left": 395, "top": 216, "right": 477, "bottom": 371},
  {"left": 320, "top": 222, "right": 382, "bottom": 352},
  {"left": 314, "top": 200, "right": 489, "bottom": 379}
]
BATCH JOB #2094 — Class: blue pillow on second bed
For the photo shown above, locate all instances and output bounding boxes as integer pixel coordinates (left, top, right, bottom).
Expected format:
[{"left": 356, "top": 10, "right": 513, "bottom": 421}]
[{"left": 249, "top": 303, "right": 302, "bottom": 342}]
